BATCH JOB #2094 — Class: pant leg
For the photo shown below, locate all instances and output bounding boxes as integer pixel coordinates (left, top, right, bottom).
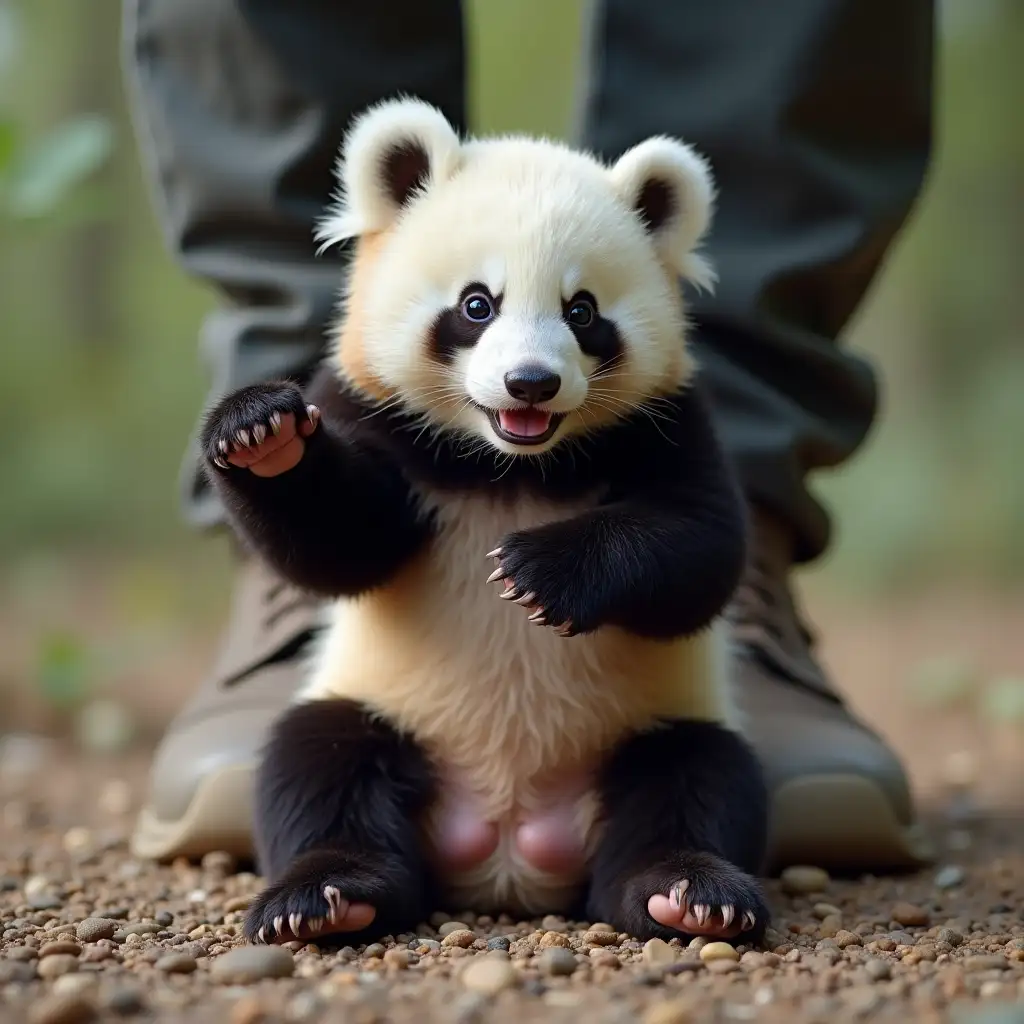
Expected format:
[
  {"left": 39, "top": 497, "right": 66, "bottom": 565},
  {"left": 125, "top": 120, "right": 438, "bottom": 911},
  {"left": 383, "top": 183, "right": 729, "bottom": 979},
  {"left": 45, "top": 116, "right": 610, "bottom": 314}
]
[
  {"left": 576, "top": 0, "right": 934, "bottom": 563},
  {"left": 122, "top": 0, "right": 467, "bottom": 528}
]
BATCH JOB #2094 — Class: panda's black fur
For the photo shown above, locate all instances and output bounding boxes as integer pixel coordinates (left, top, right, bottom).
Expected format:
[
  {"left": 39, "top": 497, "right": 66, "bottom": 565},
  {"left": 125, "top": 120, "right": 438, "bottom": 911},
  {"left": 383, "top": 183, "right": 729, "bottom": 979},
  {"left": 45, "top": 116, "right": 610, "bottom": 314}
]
[{"left": 197, "top": 98, "right": 771, "bottom": 947}]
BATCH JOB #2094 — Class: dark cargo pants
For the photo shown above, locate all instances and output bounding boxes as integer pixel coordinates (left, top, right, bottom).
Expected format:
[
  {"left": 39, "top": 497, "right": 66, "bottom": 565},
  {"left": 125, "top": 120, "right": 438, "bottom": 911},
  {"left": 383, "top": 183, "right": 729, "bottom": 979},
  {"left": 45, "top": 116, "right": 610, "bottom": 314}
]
[{"left": 124, "top": 0, "right": 934, "bottom": 564}]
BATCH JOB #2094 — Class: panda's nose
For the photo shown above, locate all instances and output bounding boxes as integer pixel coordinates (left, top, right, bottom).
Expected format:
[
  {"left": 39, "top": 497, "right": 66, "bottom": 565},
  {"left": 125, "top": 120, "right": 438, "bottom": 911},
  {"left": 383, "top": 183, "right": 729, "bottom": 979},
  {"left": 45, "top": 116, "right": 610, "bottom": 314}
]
[{"left": 504, "top": 365, "right": 561, "bottom": 404}]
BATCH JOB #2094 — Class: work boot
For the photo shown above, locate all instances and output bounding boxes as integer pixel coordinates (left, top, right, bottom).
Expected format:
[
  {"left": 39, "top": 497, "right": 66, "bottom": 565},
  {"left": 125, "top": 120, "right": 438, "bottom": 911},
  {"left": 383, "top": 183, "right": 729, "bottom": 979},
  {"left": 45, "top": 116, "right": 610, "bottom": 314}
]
[
  {"left": 130, "top": 556, "right": 323, "bottom": 862},
  {"left": 132, "top": 512, "right": 935, "bottom": 872},
  {"left": 728, "top": 508, "right": 935, "bottom": 872}
]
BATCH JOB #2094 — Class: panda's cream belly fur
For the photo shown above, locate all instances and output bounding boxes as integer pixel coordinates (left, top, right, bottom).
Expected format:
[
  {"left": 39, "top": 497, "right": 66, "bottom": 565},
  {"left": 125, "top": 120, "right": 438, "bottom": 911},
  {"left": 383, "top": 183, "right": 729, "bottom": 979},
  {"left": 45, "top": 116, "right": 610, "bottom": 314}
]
[{"left": 300, "top": 491, "right": 733, "bottom": 915}]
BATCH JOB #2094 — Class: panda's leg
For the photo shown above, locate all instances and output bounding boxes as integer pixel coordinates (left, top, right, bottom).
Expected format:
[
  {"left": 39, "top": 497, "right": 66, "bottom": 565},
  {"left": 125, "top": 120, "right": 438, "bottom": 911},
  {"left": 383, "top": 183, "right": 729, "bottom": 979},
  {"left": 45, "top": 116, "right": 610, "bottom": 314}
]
[
  {"left": 586, "top": 718, "right": 771, "bottom": 944},
  {"left": 243, "top": 699, "right": 437, "bottom": 946}
]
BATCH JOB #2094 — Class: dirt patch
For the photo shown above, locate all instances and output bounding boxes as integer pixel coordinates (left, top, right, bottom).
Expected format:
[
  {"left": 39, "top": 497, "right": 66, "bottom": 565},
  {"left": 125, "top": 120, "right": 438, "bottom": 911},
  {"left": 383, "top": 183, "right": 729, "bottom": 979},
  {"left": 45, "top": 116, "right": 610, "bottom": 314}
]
[{"left": 1, "top": 750, "right": 1022, "bottom": 1023}]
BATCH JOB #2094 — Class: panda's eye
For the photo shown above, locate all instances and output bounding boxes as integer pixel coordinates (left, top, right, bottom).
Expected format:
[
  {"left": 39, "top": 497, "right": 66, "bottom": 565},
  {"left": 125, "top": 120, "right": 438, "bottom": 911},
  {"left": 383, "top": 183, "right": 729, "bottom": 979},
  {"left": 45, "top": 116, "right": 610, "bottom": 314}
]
[
  {"left": 567, "top": 298, "right": 596, "bottom": 328},
  {"left": 462, "top": 293, "right": 494, "bottom": 323}
]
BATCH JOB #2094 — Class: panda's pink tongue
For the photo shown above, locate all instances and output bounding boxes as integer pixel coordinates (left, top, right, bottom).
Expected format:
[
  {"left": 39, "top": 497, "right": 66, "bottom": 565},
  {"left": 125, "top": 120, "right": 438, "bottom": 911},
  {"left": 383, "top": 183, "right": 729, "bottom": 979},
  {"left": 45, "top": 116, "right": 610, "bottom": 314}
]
[{"left": 498, "top": 408, "right": 552, "bottom": 438}]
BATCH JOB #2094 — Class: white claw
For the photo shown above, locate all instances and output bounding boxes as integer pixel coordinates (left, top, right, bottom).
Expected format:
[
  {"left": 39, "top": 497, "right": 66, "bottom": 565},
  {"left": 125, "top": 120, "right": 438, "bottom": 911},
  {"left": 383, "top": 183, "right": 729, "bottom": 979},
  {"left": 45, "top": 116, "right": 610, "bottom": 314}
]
[
  {"left": 236, "top": 428, "right": 250, "bottom": 448},
  {"left": 323, "top": 886, "right": 343, "bottom": 922},
  {"left": 555, "top": 621, "right": 574, "bottom": 636},
  {"left": 742, "top": 911, "right": 757, "bottom": 931},
  {"left": 693, "top": 903, "right": 710, "bottom": 927},
  {"left": 252, "top": 422, "right": 267, "bottom": 446},
  {"left": 527, "top": 608, "right": 546, "bottom": 623},
  {"left": 218, "top": 438, "right": 230, "bottom": 455},
  {"left": 269, "top": 411, "right": 282, "bottom": 436},
  {"left": 306, "top": 404, "right": 320, "bottom": 429},
  {"left": 514, "top": 591, "right": 537, "bottom": 606},
  {"left": 308, "top": 918, "right": 324, "bottom": 933},
  {"left": 669, "top": 880, "right": 690, "bottom": 910},
  {"left": 256, "top": 927, "right": 266, "bottom": 943},
  {"left": 485, "top": 548, "right": 503, "bottom": 559},
  {"left": 289, "top": 913, "right": 303, "bottom": 936},
  {"left": 532, "top": 616, "right": 548, "bottom": 627},
  {"left": 212, "top": 456, "right": 229, "bottom": 470},
  {"left": 486, "top": 567, "right": 506, "bottom": 585},
  {"left": 720, "top": 904, "right": 735, "bottom": 929},
  {"left": 499, "top": 587, "right": 520, "bottom": 601}
]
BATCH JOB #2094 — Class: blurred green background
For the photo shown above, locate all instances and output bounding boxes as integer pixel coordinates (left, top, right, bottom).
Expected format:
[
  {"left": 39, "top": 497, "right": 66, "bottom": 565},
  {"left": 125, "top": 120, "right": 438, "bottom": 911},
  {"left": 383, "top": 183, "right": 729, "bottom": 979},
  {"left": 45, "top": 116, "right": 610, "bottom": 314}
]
[{"left": 1, "top": 0, "right": 1022, "bottom": 785}]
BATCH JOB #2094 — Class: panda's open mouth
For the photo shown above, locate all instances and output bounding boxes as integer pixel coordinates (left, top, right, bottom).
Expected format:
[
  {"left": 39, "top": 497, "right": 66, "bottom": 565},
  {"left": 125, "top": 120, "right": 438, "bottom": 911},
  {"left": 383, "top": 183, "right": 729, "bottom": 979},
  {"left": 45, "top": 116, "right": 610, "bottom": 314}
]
[{"left": 486, "top": 408, "right": 565, "bottom": 446}]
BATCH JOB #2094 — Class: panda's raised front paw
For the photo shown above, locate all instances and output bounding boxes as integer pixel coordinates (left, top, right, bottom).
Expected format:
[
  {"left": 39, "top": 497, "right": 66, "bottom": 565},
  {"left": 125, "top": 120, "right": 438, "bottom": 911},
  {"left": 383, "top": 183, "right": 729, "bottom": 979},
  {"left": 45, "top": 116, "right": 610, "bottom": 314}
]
[
  {"left": 485, "top": 524, "right": 599, "bottom": 637},
  {"left": 201, "top": 382, "right": 320, "bottom": 478}
]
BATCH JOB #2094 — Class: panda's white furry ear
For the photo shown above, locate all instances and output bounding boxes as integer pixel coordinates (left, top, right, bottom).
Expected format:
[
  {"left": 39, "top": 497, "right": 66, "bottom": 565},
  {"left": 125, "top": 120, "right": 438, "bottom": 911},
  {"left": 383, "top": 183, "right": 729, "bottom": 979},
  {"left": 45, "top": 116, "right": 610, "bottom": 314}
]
[
  {"left": 316, "top": 98, "right": 461, "bottom": 249},
  {"left": 608, "top": 137, "right": 716, "bottom": 291}
]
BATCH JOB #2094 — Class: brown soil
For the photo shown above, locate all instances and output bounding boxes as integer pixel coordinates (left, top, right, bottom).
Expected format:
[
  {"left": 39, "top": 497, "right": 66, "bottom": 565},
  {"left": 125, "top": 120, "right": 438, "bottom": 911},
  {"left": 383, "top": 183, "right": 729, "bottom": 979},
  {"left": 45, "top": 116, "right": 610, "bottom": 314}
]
[
  {"left": 1, "top": 754, "right": 1023, "bottom": 1024},
  {"left": 1, "top": 565, "right": 1023, "bottom": 1021}
]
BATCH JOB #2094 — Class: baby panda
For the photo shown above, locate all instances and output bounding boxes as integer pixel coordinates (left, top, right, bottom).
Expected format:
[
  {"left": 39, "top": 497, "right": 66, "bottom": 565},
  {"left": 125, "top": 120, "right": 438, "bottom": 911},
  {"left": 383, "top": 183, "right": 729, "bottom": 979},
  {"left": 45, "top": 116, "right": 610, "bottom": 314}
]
[{"left": 199, "top": 98, "right": 770, "bottom": 948}]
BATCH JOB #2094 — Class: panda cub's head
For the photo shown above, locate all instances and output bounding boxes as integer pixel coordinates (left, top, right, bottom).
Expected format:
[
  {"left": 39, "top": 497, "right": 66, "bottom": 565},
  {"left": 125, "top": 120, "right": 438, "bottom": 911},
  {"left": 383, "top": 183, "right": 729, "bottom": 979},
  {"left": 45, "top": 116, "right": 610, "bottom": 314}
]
[{"left": 319, "top": 98, "right": 715, "bottom": 457}]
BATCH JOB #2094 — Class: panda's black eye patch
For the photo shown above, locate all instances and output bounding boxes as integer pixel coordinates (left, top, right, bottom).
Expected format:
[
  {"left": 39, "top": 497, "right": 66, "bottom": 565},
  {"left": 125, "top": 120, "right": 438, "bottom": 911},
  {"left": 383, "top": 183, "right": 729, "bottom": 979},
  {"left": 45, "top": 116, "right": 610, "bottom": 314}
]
[
  {"left": 564, "top": 290, "right": 621, "bottom": 367},
  {"left": 429, "top": 284, "right": 501, "bottom": 364}
]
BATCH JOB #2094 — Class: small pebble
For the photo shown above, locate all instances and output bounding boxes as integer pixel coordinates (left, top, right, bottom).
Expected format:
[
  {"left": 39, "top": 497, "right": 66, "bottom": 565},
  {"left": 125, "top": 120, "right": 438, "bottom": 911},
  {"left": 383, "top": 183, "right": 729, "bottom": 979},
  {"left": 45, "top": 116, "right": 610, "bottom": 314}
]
[
  {"left": 438, "top": 921, "right": 470, "bottom": 937},
  {"left": 210, "top": 945, "right": 295, "bottom": 983},
  {"left": 540, "top": 915, "right": 566, "bottom": 932},
  {"left": 0, "top": 960, "right": 37, "bottom": 983},
  {"left": 461, "top": 956, "right": 519, "bottom": 995},
  {"left": 155, "top": 953, "right": 197, "bottom": 974},
  {"left": 363, "top": 943, "right": 386, "bottom": 958},
  {"left": 27, "top": 995, "right": 97, "bottom": 1024},
  {"left": 834, "top": 930, "right": 863, "bottom": 948},
  {"left": 936, "top": 927, "right": 963, "bottom": 947},
  {"left": 442, "top": 929, "right": 476, "bottom": 949},
  {"left": 102, "top": 988, "right": 146, "bottom": 1016},
  {"left": 706, "top": 959, "right": 739, "bottom": 974},
  {"left": 39, "top": 941, "right": 83, "bottom": 959},
  {"left": 229, "top": 997, "right": 267, "bottom": 1024},
  {"left": 383, "top": 948, "right": 410, "bottom": 969},
  {"left": 486, "top": 936, "right": 510, "bottom": 952},
  {"left": 539, "top": 947, "right": 577, "bottom": 976},
  {"left": 584, "top": 930, "right": 617, "bottom": 946},
  {"left": 934, "top": 864, "right": 966, "bottom": 889},
  {"left": 700, "top": 942, "right": 740, "bottom": 964},
  {"left": 891, "top": 902, "right": 930, "bottom": 927},
  {"left": 642, "top": 938, "right": 676, "bottom": 965},
  {"left": 538, "top": 930, "right": 570, "bottom": 948},
  {"left": 812, "top": 903, "right": 843, "bottom": 920},
  {"left": 865, "top": 959, "right": 892, "bottom": 981},
  {"left": 780, "top": 865, "right": 830, "bottom": 894},
  {"left": 38, "top": 954, "right": 80, "bottom": 978},
  {"left": 963, "top": 954, "right": 1008, "bottom": 972},
  {"left": 643, "top": 999, "right": 695, "bottom": 1024}
]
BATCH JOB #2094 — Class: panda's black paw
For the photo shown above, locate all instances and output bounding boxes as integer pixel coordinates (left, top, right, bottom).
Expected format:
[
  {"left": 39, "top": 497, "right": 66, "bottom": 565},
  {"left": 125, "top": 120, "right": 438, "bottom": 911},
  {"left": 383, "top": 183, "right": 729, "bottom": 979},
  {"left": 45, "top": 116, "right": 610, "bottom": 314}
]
[
  {"left": 200, "top": 381, "right": 318, "bottom": 472},
  {"left": 590, "top": 851, "right": 769, "bottom": 945},
  {"left": 485, "top": 521, "right": 606, "bottom": 636},
  {"left": 243, "top": 848, "right": 424, "bottom": 947}
]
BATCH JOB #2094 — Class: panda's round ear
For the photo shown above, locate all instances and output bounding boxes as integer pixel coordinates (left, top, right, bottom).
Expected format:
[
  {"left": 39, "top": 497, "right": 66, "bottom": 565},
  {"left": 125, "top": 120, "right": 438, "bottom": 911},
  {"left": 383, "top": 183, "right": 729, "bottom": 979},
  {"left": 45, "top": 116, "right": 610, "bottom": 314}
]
[
  {"left": 608, "top": 137, "right": 716, "bottom": 291},
  {"left": 316, "top": 98, "right": 461, "bottom": 249}
]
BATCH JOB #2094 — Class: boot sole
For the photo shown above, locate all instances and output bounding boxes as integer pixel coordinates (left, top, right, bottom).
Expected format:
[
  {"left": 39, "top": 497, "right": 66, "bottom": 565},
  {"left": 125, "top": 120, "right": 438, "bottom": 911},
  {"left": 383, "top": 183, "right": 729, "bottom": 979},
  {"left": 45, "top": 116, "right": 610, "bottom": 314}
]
[
  {"left": 767, "top": 774, "right": 935, "bottom": 873},
  {"left": 132, "top": 764, "right": 935, "bottom": 874},
  {"left": 130, "top": 765, "right": 257, "bottom": 863}
]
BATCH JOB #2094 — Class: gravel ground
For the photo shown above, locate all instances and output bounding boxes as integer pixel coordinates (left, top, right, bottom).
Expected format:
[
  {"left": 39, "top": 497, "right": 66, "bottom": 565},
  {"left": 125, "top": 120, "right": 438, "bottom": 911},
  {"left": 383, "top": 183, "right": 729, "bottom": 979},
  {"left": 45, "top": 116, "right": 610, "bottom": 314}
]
[{"left": 1, "top": 749, "right": 1022, "bottom": 1024}]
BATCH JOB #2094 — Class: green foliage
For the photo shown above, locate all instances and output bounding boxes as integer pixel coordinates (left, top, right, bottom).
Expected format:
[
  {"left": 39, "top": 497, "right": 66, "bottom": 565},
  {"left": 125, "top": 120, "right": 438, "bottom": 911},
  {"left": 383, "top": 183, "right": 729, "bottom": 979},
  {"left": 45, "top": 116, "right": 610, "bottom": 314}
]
[{"left": 1, "top": 112, "right": 113, "bottom": 220}]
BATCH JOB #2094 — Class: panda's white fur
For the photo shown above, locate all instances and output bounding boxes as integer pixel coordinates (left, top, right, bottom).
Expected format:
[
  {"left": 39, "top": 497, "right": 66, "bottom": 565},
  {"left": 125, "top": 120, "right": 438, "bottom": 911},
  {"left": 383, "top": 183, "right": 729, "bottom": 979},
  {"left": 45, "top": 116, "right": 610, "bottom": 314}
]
[{"left": 291, "top": 99, "right": 738, "bottom": 914}]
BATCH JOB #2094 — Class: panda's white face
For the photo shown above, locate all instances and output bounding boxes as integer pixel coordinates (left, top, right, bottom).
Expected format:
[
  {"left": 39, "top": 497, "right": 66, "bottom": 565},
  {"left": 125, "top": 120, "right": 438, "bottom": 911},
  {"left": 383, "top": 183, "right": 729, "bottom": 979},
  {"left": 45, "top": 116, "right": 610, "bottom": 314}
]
[{"left": 320, "top": 101, "right": 716, "bottom": 457}]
